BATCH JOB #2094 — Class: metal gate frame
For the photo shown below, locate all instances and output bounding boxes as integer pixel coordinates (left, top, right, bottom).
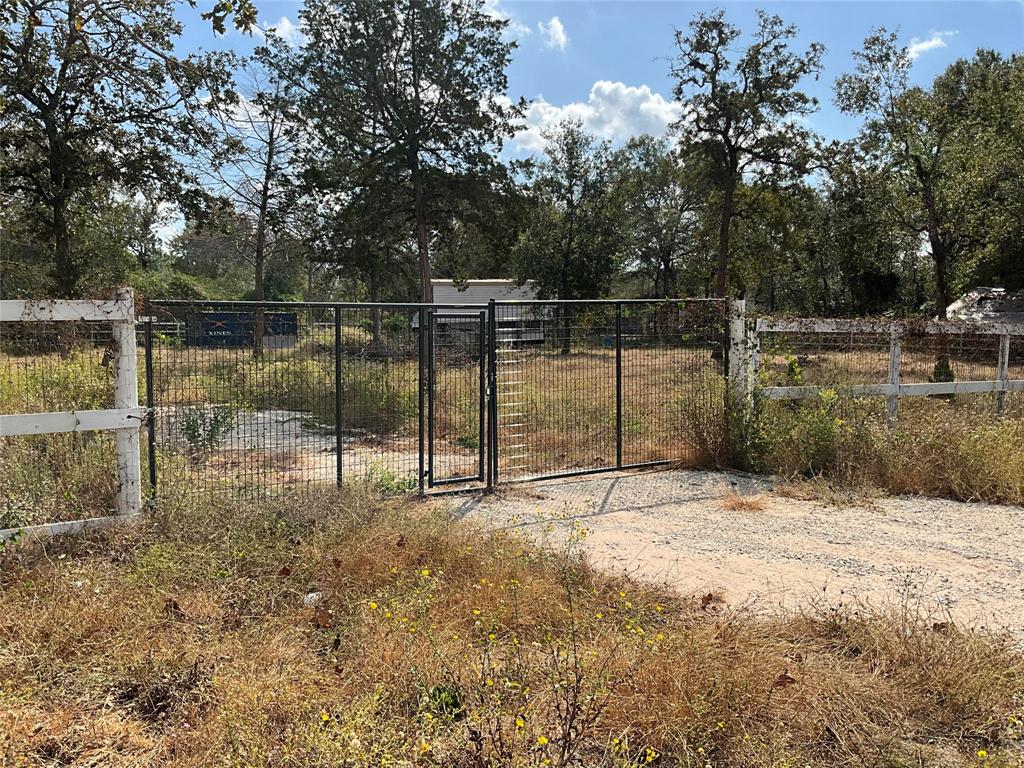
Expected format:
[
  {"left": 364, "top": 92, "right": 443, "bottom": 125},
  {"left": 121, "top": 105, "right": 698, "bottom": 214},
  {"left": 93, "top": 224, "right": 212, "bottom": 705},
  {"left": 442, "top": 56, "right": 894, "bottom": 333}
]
[
  {"left": 426, "top": 310, "right": 487, "bottom": 488},
  {"left": 484, "top": 298, "right": 730, "bottom": 487},
  {"left": 144, "top": 298, "right": 729, "bottom": 499}
]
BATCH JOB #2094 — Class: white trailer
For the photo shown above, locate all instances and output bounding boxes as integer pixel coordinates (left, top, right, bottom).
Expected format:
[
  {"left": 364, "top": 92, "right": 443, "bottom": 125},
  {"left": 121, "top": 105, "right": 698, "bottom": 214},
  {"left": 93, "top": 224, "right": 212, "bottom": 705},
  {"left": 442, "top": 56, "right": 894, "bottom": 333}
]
[{"left": 423, "top": 279, "right": 550, "bottom": 343}]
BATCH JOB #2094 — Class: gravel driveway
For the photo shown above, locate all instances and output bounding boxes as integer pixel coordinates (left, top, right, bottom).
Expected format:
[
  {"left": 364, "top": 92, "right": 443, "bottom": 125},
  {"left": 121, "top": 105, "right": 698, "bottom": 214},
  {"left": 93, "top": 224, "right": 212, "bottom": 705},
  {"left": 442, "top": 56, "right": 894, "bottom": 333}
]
[{"left": 450, "top": 469, "right": 1024, "bottom": 639}]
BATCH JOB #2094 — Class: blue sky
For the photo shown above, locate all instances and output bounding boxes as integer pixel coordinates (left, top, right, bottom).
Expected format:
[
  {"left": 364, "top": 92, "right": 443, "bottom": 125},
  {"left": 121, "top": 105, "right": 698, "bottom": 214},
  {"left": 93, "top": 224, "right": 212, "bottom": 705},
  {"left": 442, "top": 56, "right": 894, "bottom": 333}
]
[{"left": 177, "top": 0, "right": 1024, "bottom": 154}]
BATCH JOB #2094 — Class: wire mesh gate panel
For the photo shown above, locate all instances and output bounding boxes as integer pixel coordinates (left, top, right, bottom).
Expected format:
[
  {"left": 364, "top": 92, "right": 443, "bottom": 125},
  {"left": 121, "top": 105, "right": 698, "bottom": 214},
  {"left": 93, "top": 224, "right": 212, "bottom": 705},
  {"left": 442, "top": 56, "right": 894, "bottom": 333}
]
[
  {"left": 145, "top": 299, "right": 728, "bottom": 500},
  {"left": 427, "top": 311, "right": 486, "bottom": 487},
  {"left": 490, "top": 300, "right": 728, "bottom": 482},
  {"left": 146, "top": 300, "right": 490, "bottom": 499}
]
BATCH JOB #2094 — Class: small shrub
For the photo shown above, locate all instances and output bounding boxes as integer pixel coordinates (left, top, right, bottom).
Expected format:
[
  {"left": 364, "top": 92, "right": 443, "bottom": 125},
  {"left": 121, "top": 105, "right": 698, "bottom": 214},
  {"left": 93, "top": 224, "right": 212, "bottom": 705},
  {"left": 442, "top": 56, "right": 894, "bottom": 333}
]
[
  {"left": 178, "top": 405, "right": 237, "bottom": 465},
  {"left": 671, "top": 368, "right": 733, "bottom": 466}
]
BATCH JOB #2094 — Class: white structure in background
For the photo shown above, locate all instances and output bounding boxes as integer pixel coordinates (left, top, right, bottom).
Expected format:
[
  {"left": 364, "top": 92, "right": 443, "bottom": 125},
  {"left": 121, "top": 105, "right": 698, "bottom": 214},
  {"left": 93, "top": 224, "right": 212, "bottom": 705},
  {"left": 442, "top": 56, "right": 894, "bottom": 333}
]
[
  {"left": 0, "top": 288, "right": 142, "bottom": 539},
  {"left": 428, "top": 279, "right": 548, "bottom": 342},
  {"left": 947, "top": 287, "right": 1024, "bottom": 325}
]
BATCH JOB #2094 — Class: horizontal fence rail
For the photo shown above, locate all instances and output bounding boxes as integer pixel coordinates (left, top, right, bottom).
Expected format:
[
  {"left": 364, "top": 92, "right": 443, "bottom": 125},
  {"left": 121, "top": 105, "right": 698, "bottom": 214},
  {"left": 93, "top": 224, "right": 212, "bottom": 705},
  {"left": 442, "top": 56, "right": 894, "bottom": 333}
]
[
  {"left": 749, "top": 316, "right": 1024, "bottom": 417},
  {"left": 1, "top": 288, "right": 142, "bottom": 539}
]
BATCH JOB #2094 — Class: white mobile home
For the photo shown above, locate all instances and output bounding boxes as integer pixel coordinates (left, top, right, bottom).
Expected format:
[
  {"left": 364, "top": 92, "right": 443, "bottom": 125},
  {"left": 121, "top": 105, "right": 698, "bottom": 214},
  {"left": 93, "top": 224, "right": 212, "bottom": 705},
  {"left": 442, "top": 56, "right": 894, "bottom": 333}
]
[{"left": 424, "top": 279, "right": 549, "bottom": 342}]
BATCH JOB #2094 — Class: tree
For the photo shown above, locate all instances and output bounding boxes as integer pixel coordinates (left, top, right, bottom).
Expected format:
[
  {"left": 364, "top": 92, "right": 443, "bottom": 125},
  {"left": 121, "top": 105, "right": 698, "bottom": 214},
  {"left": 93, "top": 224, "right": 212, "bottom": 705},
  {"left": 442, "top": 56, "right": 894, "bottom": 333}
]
[
  {"left": 200, "top": 49, "right": 299, "bottom": 307},
  {"left": 938, "top": 52, "right": 1024, "bottom": 292},
  {"left": 835, "top": 29, "right": 972, "bottom": 318},
  {"left": 0, "top": 0, "right": 233, "bottom": 296},
  {"left": 514, "top": 120, "right": 623, "bottom": 352},
  {"left": 821, "top": 145, "right": 922, "bottom": 315},
  {"left": 292, "top": 0, "right": 524, "bottom": 302},
  {"left": 670, "top": 9, "right": 824, "bottom": 298},
  {"left": 610, "top": 135, "right": 707, "bottom": 298}
]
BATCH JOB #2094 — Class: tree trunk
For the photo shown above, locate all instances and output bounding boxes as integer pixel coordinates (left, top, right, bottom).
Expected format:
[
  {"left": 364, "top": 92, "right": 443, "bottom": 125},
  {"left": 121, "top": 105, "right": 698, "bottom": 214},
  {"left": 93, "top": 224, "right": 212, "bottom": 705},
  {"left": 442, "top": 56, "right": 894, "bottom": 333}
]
[
  {"left": 408, "top": 2, "right": 431, "bottom": 305},
  {"left": 252, "top": 209, "right": 268, "bottom": 359},
  {"left": 917, "top": 165, "right": 955, "bottom": 386},
  {"left": 52, "top": 199, "right": 77, "bottom": 297},
  {"left": 660, "top": 251, "right": 677, "bottom": 298},
  {"left": 714, "top": 177, "right": 735, "bottom": 299},
  {"left": 414, "top": 171, "right": 432, "bottom": 304},
  {"left": 929, "top": 228, "right": 952, "bottom": 321},
  {"left": 369, "top": 268, "right": 383, "bottom": 347}
]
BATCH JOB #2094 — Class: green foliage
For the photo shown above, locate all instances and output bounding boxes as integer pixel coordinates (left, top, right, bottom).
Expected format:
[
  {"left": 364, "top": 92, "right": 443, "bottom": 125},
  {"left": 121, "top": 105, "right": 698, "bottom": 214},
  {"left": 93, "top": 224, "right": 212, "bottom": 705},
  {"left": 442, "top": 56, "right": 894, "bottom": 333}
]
[
  {"left": 363, "top": 462, "right": 417, "bottom": 495},
  {"left": 292, "top": 0, "right": 525, "bottom": 299},
  {"left": 671, "top": 9, "right": 824, "bottom": 297},
  {"left": 513, "top": 120, "right": 623, "bottom": 303},
  {"left": 426, "top": 684, "right": 465, "bottom": 719},
  {"left": 1, "top": 0, "right": 234, "bottom": 296},
  {"left": 608, "top": 135, "right": 708, "bottom": 297},
  {"left": 179, "top": 406, "right": 238, "bottom": 466}
]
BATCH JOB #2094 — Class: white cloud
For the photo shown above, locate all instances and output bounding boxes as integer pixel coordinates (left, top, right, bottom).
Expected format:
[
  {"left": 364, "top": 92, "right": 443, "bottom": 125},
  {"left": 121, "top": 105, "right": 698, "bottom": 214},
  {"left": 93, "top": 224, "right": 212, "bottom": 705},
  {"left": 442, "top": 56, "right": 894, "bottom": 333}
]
[
  {"left": 514, "top": 81, "right": 681, "bottom": 152},
  {"left": 482, "top": 0, "right": 532, "bottom": 38},
  {"left": 907, "top": 30, "right": 957, "bottom": 60},
  {"left": 537, "top": 16, "right": 568, "bottom": 51},
  {"left": 257, "top": 16, "right": 306, "bottom": 47}
]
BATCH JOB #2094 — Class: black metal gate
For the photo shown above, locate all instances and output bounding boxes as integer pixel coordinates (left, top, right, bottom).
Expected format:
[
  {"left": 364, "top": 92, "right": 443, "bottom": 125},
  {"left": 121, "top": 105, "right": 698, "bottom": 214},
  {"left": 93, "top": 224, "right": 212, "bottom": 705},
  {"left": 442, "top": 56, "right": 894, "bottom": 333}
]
[
  {"left": 145, "top": 298, "right": 727, "bottom": 500},
  {"left": 426, "top": 310, "right": 486, "bottom": 487}
]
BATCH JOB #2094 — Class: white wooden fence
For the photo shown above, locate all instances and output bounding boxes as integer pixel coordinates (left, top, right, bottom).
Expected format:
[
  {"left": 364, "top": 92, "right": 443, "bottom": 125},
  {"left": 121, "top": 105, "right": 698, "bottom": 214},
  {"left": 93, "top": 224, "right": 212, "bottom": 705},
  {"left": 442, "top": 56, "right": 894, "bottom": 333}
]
[
  {"left": 729, "top": 309, "right": 1024, "bottom": 419},
  {"left": 0, "top": 288, "right": 143, "bottom": 539}
]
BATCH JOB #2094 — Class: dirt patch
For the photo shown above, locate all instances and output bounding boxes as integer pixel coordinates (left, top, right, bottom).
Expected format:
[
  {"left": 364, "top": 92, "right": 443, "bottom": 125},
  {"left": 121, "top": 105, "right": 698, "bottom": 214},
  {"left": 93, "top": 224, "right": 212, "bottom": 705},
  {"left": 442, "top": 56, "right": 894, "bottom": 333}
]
[{"left": 451, "top": 469, "right": 1024, "bottom": 639}]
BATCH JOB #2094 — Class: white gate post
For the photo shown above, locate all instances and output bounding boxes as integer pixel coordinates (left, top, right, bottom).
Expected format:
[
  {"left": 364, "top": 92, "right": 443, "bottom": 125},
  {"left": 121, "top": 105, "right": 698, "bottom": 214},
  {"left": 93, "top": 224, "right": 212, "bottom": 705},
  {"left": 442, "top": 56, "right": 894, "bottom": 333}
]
[
  {"left": 111, "top": 287, "right": 141, "bottom": 516},
  {"left": 747, "top": 317, "right": 760, "bottom": 400},
  {"left": 996, "top": 333, "right": 1010, "bottom": 415},
  {"left": 728, "top": 299, "right": 749, "bottom": 404},
  {"left": 886, "top": 323, "right": 902, "bottom": 424}
]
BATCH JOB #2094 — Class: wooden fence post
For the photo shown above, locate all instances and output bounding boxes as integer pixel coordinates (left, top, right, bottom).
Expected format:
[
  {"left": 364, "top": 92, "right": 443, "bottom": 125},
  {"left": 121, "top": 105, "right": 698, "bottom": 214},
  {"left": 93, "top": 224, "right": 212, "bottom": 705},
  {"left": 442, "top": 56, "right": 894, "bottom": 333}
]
[
  {"left": 111, "top": 287, "right": 141, "bottom": 516},
  {"left": 747, "top": 317, "right": 760, "bottom": 400},
  {"left": 886, "top": 323, "right": 902, "bottom": 424}
]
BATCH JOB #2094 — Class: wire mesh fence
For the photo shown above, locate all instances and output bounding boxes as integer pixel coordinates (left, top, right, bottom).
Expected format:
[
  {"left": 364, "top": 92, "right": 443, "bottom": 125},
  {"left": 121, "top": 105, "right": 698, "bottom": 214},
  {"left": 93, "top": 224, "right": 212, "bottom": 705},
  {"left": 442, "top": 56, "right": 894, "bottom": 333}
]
[
  {"left": 6, "top": 296, "right": 1021, "bottom": 515},
  {"left": 491, "top": 300, "right": 728, "bottom": 481},
  {"left": 147, "top": 301, "right": 430, "bottom": 499},
  {"left": 621, "top": 301, "right": 728, "bottom": 467},
  {"left": 754, "top": 318, "right": 1024, "bottom": 420},
  {"left": 143, "top": 299, "right": 729, "bottom": 501}
]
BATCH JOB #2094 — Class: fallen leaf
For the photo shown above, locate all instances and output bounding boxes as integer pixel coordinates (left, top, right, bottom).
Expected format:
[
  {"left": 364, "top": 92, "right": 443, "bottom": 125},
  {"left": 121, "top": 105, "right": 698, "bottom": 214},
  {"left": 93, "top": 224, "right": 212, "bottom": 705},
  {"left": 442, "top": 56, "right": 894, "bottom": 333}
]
[
  {"left": 314, "top": 607, "right": 334, "bottom": 629},
  {"left": 772, "top": 669, "right": 798, "bottom": 689}
]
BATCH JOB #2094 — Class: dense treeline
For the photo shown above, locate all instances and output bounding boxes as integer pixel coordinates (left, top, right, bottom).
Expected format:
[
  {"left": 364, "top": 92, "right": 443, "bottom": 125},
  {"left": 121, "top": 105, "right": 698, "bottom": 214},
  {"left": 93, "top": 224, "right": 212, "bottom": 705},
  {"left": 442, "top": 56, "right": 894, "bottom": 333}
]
[{"left": 2, "top": 0, "right": 1021, "bottom": 316}]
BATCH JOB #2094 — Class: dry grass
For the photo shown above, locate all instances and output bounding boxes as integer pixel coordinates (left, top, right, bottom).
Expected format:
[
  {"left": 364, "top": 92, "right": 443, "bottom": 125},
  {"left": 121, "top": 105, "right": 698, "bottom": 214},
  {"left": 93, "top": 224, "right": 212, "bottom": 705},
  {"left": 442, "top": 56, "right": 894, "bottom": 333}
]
[
  {"left": 2, "top": 488, "right": 1022, "bottom": 767},
  {"left": 719, "top": 490, "right": 766, "bottom": 512},
  {"left": 747, "top": 394, "right": 1024, "bottom": 504}
]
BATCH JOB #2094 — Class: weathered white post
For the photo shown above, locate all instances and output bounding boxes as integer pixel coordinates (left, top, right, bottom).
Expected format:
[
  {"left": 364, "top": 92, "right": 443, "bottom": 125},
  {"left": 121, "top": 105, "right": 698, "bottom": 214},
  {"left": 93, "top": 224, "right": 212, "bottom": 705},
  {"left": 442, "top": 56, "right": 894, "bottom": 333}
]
[
  {"left": 996, "top": 333, "right": 1010, "bottom": 415},
  {"left": 728, "top": 299, "right": 749, "bottom": 404},
  {"left": 111, "top": 287, "right": 141, "bottom": 516},
  {"left": 747, "top": 316, "right": 760, "bottom": 400},
  {"left": 886, "top": 323, "right": 902, "bottom": 424}
]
